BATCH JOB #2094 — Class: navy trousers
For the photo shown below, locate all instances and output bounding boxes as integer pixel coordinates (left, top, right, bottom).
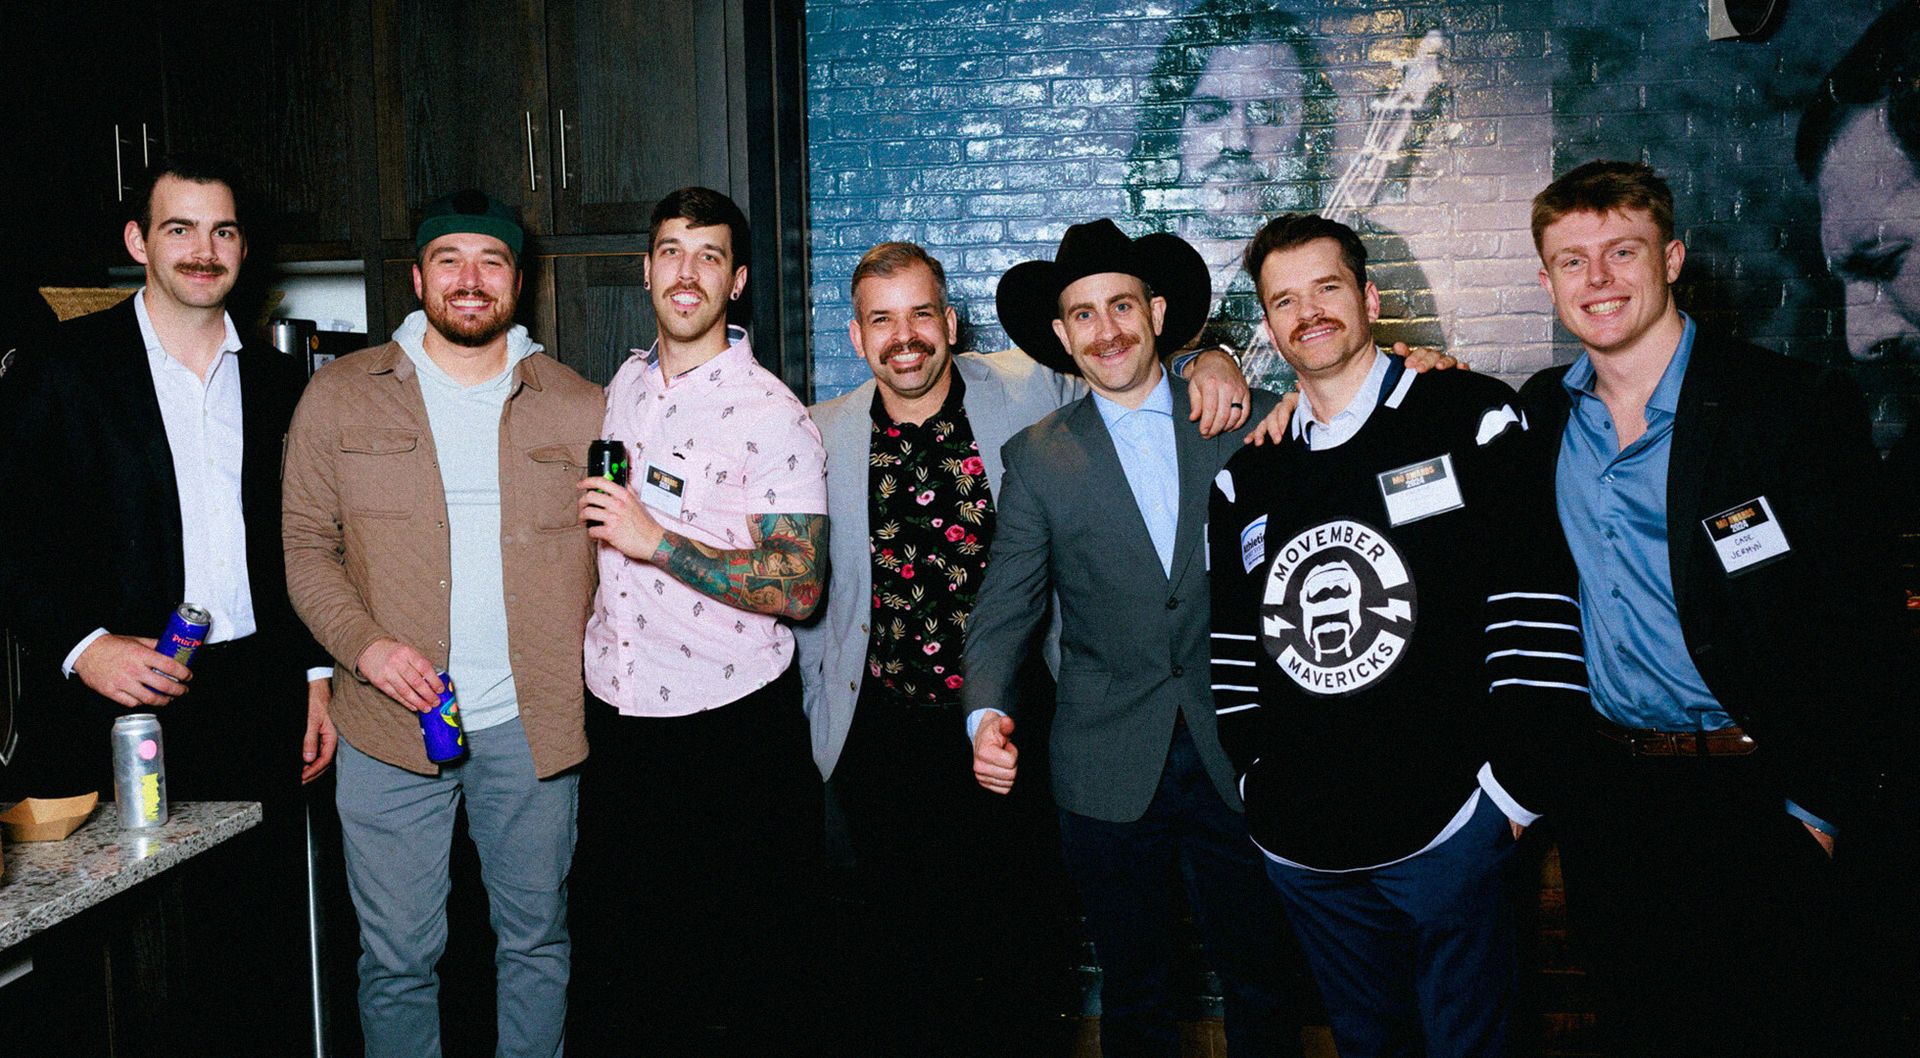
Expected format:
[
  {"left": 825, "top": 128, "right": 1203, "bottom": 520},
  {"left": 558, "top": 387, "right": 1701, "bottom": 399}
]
[
  {"left": 1264, "top": 790, "right": 1518, "bottom": 1058},
  {"left": 1056, "top": 722, "right": 1305, "bottom": 1058}
]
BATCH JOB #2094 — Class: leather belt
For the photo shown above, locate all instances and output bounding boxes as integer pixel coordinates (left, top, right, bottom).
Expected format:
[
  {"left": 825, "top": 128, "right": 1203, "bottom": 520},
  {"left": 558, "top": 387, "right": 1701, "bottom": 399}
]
[{"left": 1596, "top": 723, "right": 1756, "bottom": 758}]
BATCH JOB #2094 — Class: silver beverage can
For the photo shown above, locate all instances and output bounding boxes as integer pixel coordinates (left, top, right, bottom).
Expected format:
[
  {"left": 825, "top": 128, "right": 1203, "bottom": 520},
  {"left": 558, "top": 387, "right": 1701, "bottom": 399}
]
[{"left": 112, "top": 713, "right": 169, "bottom": 828}]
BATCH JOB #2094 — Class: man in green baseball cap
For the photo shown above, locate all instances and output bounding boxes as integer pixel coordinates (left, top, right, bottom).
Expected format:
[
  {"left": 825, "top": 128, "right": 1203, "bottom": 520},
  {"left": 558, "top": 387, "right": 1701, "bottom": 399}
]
[{"left": 286, "top": 185, "right": 603, "bottom": 1056}]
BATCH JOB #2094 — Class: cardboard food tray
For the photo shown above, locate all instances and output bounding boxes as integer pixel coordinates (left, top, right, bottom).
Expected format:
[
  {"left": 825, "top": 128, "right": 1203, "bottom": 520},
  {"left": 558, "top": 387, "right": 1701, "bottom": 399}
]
[{"left": 0, "top": 793, "right": 100, "bottom": 841}]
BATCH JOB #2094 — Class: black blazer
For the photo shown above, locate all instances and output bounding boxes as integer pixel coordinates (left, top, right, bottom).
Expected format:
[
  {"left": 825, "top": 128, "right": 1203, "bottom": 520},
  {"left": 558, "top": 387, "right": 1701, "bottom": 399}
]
[
  {"left": 4, "top": 297, "right": 322, "bottom": 682},
  {"left": 1519, "top": 328, "right": 1904, "bottom": 828}
]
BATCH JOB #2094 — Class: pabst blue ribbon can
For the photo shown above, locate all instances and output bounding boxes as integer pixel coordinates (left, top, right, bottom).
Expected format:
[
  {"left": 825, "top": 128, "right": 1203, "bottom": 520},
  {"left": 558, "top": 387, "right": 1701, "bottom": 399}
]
[
  {"left": 112, "top": 713, "right": 169, "bottom": 828},
  {"left": 420, "top": 670, "right": 466, "bottom": 763}
]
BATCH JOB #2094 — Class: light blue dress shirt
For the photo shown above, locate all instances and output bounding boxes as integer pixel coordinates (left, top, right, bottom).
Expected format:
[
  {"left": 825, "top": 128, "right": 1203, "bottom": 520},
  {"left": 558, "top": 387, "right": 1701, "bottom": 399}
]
[
  {"left": 1557, "top": 314, "right": 1829, "bottom": 833},
  {"left": 1093, "top": 372, "right": 1180, "bottom": 577}
]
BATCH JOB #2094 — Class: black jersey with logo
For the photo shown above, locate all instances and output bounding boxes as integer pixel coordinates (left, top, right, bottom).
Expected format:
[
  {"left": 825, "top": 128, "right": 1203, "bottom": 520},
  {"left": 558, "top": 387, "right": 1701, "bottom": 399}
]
[{"left": 1207, "top": 363, "right": 1587, "bottom": 870}]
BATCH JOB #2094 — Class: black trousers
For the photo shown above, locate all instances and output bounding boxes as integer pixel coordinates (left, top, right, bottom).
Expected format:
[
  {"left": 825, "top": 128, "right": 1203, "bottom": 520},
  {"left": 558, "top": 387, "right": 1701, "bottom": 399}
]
[
  {"left": 570, "top": 663, "right": 824, "bottom": 1058},
  {"left": 824, "top": 682, "right": 1074, "bottom": 1057},
  {"left": 1553, "top": 730, "right": 1842, "bottom": 1058},
  {"left": 20, "top": 634, "right": 314, "bottom": 1056},
  {"left": 1055, "top": 723, "right": 1307, "bottom": 1058}
]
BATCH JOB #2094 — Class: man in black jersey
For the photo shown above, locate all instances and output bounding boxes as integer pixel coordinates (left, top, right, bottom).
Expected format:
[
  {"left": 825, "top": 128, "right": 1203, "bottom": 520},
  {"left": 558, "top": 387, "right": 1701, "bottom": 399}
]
[{"left": 1208, "top": 214, "right": 1589, "bottom": 1058}]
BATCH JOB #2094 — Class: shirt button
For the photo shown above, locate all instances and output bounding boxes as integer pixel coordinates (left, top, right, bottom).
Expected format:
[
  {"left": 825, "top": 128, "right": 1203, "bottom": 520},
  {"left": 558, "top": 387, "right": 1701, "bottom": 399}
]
[
  {"left": 1610, "top": 587, "right": 1622, "bottom": 599},
  {"left": 1604, "top": 528, "right": 1616, "bottom": 540},
  {"left": 437, "top": 521, "right": 446, "bottom": 529},
  {"left": 1166, "top": 598, "right": 1179, "bottom": 610},
  {"left": 1602, "top": 474, "right": 1615, "bottom": 484},
  {"left": 860, "top": 623, "right": 869, "bottom": 633},
  {"left": 849, "top": 681, "right": 857, "bottom": 691},
  {"left": 439, "top": 579, "right": 449, "bottom": 588},
  {"left": 1171, "top": 665, "right": 1185, "bottom": 677},
  {"left": 621, "top": 640, "right": 629, "bottom": 647},
  {"left": 1616, "top": 643, "right": 1629, "bottom": 655}
]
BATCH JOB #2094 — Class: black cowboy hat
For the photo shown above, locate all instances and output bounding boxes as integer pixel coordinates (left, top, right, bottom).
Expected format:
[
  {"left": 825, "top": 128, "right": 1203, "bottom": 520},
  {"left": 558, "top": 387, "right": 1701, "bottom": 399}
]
[{"left": 994, "top": 219, "right": 1211, "bottom": 376}]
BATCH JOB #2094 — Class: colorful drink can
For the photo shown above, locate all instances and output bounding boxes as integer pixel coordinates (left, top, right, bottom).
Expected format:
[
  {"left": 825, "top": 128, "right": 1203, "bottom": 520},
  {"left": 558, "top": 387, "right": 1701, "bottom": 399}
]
[
  {"left": 112, "top": 713, "right": 168, "bottom": 828},
  {"left": 158, "top": 603, "right": 212, "bottom": 668},
  {"left": 588, "top": 439, "right": 630, "bottom": 485},
  {"left": 420, "top": 670, "right": 466, "bottom": 763},
  {"left": 586, "top": 440, "right": 629, "bottom": 527},
  {"left": 145, "top": 603, "right": 212, "bottom": 694}
]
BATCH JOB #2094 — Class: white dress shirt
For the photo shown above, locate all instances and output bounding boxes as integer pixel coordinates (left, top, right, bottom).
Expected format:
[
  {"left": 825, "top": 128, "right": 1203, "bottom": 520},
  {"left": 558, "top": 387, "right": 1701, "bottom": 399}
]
[{"left": 64, "top": 289, "right": 329, "bottom": 683}]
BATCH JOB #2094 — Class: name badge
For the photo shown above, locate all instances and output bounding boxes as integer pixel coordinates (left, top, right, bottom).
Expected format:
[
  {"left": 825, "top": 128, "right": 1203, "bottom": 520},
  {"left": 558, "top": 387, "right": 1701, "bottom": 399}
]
[
  {"left": 1377, "top": 454, "right": 1464, "bottom": 526},
  {"left": 1702, "top": 495, "right": 1791, "bottom": 575},
  {"left": 640, "top": 463, "right": 687, "bottom": 519}
]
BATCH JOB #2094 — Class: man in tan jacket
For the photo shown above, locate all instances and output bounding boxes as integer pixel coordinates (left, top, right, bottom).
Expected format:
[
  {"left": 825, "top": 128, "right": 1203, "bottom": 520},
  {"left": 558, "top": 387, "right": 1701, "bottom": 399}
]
[{"left": 283, "top": 190, "right": 603, "bottom": 1058}]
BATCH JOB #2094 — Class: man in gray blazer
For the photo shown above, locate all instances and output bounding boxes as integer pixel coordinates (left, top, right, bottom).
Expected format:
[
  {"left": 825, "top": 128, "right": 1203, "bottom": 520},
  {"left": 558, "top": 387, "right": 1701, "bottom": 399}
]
[
  {"left": 962, "top": 220, "right": 1300, "bottom": 1058},
  {"left": 796, "top": 240, "right": 1254, "bottom": 1054}
]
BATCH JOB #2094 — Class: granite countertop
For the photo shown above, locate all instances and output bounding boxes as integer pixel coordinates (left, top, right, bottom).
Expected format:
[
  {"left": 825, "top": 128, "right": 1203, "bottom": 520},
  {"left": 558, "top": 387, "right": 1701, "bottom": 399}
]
[{"left": 0, "top": 801, "right": 262, "bottom": 952}]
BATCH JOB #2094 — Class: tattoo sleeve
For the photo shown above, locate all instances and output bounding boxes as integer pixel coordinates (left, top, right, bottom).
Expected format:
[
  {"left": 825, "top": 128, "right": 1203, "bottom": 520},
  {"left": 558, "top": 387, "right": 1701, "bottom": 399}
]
[{"left": 652, "top": 512, "right": 828, "bottom": 619}]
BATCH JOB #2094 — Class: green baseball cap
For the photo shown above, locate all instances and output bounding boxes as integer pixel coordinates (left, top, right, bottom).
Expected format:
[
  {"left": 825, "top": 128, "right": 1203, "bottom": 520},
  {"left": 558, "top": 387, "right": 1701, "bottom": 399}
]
[{"left": 415, "top": 189, "right": 524, "bottom": 257}]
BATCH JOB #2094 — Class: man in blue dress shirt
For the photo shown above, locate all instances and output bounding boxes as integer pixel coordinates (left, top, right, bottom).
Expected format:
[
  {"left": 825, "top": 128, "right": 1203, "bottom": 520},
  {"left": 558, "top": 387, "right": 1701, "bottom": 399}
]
[{"left": 1517, "top": 161, "right": 1903, "bottom": 1058}]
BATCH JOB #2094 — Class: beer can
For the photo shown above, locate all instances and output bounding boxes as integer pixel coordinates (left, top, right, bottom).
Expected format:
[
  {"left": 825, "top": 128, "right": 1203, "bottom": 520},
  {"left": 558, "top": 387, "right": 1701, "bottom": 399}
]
[
  {"left": 112, "top": 713, "right": 169, "bottom": 828},
  {"left": 420, "top": 670, "right": 467, "bottom": 763},
  {"left": 586, "top": 440, "right": 629, "bottom": 528},
  {"left": 158, "top": 603, "right": 212, "bottom": 668}
]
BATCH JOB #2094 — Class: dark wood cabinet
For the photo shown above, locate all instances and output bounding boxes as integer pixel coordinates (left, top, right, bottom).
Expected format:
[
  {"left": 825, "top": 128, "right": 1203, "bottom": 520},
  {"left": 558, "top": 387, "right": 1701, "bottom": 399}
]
[
  {"left": 372, "top": 0, "right": 552, "bottom": 241},
  {"left": 550, "top": 254, "right": 652, "bottom": 382},
  {"left": 158, "top": 0, "right": 369, "bottom": 251},
  {"left": 546, "top": 1, "right": 733, "bottom": 235},
  {"left": 18, "top": 0, "right": 810, "bottom": 395}
]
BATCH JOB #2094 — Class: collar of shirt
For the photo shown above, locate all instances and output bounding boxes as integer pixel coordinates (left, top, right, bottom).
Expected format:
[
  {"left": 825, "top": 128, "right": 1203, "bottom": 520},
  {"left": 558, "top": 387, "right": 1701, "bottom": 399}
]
[
  {"left": 1289, "top": 346, "right": 1390, "bottom": 451},
  {"left": 1561, "top": 312, "right": 1697, "bottom": 420},
  {"left": 1091, "top": 369, "right": 1173, "bottom": 429},
  {"left": 637, "top": 324, "right": 753, "bottom": 390},
  {"left": 870, "top": 363, "right": 968, "bottom": 430},
  {"left": 133, "top": 285, "right": 242, "bottom": 375}
]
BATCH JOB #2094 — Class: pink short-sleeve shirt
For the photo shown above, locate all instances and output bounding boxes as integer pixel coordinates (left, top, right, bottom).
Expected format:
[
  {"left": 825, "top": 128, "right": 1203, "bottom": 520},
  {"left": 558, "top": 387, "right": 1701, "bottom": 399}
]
[{"left": 585, "top": 328, "right": 828, "bottom": 716}]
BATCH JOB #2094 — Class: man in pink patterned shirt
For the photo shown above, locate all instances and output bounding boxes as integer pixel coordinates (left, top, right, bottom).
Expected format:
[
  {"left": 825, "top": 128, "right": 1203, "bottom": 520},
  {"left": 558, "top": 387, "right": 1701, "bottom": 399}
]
[{"left": 568, "top": 186, "right": 829, "bottom": 1057}]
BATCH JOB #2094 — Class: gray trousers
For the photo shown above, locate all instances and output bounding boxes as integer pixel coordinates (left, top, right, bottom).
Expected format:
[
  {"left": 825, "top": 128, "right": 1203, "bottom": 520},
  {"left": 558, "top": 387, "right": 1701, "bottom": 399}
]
[{"left": 337, "top": 717, "right": 579, "bottom": 1058}]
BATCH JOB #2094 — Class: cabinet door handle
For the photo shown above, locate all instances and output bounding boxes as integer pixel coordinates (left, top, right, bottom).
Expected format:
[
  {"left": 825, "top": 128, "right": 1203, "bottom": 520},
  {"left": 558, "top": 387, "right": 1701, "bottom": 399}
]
[
  {"left": 525, "top": 111, "right": 539, "bottom": 192},
  {"left": 113, "top": 124, "right": 125, "bottom": 202},
  {"left": 140, "top": 122, "right": 150, "bottom": 169},
  {"left": 558, "top": 109, "right": 569, "bottom": 190}
]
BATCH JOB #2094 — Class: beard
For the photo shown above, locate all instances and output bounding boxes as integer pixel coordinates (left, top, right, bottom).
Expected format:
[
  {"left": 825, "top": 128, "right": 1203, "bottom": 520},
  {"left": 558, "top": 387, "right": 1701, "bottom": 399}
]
[{"left": 426, "top": 287, "right": 517, "bottom": 348}]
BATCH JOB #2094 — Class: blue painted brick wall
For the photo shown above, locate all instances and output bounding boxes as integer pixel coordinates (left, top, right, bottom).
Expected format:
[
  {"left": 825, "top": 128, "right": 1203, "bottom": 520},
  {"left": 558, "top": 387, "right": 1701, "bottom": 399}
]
[{"left": 805, "top": 0, "right": 1900, "bottom": 404}]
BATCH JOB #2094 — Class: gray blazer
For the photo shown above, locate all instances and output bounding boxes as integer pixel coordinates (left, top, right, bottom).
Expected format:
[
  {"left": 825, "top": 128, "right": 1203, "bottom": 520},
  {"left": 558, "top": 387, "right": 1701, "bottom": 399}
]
[
  {"left": 795, "top": 349, "right": 1083, "bottom": 779},
  {"left": 962, "top": 381, "right": 1279, "bottom": 824}
]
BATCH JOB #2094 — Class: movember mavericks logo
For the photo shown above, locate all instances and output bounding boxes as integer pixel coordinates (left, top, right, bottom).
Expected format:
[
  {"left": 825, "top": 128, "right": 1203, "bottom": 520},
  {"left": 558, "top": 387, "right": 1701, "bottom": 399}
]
[{"left": 1259, "top": 519, "right": 1416, "bottom": 696}]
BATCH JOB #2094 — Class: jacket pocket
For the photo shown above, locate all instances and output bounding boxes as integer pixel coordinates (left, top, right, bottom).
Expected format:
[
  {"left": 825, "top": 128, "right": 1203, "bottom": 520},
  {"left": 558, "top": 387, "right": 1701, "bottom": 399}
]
[
  {"left": 1054, "top": 664, "right": 1112, "bottom": 705},
  {"left": 529, "top": 441, "right": 593, "bottom": 531},
  {"left": 338, "top": 428, "right": 420, "bottom": 519}
]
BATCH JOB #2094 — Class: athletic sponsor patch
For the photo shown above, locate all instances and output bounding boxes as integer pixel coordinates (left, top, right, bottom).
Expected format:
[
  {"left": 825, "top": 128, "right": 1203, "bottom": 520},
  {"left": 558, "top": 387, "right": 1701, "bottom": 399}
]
[
  {"left": 1259, "top": 518, "right": 1417, "bottom": 696},
  {"left": 1239, "top": 515, "right": 1268, "bottom": 573}
]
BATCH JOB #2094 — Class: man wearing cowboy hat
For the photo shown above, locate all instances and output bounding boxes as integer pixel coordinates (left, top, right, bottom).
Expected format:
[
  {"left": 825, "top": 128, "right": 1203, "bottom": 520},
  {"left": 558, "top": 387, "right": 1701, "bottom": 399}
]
[{"left": 961, "top": 219, "right": 1307, "bottom": 1058}]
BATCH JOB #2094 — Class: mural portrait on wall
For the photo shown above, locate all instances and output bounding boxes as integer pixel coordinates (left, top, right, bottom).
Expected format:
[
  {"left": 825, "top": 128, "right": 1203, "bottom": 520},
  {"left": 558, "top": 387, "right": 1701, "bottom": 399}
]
[
  {"left": 1123, "top": 0, "right": 1449, "bottom": 392},
  {"left": 1798, "top": 0, "right": 1920, "bottom": 477}
]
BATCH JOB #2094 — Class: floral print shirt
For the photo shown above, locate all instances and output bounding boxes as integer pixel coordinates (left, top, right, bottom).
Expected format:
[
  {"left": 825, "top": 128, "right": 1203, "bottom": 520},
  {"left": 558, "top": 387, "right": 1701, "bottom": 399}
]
[{"left": 865, "top": 373, "right": 996, "bottom": 707}]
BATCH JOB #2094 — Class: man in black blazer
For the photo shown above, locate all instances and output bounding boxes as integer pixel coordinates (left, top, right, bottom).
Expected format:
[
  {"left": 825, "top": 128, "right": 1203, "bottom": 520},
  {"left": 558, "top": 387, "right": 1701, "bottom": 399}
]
[
  {"left": 1, "top": 154, "right": 331, "bottom": 1052},
  {"left": 1516, "top": 161, "right": 1903, "bottom": 1058}
]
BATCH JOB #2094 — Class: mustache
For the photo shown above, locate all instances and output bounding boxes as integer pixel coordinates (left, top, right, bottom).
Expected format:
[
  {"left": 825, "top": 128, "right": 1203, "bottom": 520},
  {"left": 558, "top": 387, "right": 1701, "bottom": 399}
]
[
  {"left": 882, "top": 338, "right": 935, "bottom": 363},
  {"left": 1086, "top": 334, "right": 1140, "bottom": 358},
  {"left": 175, "top": 263, "right": 228, "bottom": 277},
  {"left": 443, "top": 287, "right": 497, "bottom": 306},
  {"left": 1291, "top": 318, "right": 1343, "bottom": 343}
]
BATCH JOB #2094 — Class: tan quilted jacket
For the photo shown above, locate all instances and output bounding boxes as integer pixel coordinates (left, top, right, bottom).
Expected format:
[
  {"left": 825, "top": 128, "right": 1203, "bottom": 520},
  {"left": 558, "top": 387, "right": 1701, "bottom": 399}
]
[{"left": 282, "top": 341, "right": 603, "bottom": 776}]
